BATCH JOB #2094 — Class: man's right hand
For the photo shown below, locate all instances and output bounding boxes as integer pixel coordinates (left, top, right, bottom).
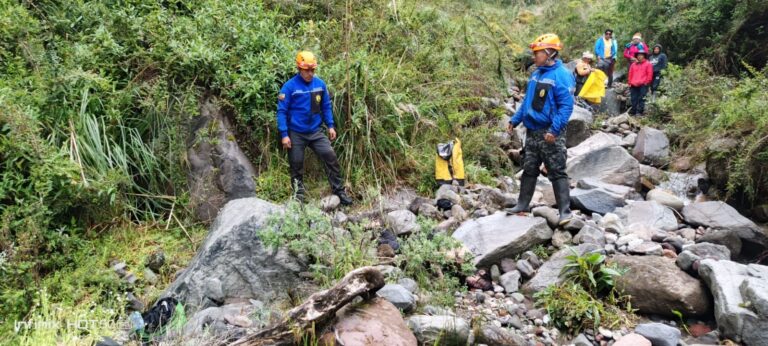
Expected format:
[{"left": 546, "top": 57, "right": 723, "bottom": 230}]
[
  {"left": 281, "top": 137, "right": 292, "bottom": 149},
  {"left": 507, "top": 123, "right": 515, "bottom": 133}
]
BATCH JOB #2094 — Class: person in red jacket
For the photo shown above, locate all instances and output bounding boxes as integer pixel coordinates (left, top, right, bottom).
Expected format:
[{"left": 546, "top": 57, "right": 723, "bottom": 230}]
[{"left": 627, "top": 47, "right": 653, "bottom": 116}]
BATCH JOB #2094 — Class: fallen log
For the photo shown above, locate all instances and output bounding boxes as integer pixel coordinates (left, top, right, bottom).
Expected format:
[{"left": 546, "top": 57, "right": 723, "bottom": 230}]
[{"left": 231, "top": 266, "right": 385, "bottom": 346}]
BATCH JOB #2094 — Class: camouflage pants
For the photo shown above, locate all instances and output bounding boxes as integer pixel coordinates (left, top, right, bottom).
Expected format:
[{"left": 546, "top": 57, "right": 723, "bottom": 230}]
[{"left": 522, "top": 129, "right": 568, "bottom": 181}]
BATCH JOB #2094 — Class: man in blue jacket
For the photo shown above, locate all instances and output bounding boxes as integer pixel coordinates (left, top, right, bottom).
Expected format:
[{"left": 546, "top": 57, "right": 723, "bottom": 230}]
[
  {"left": 277, "top": 51, "right": 352, "bottom": 205},
  {"left": 594, "top": 29, "right": 617, "bottom": 87},
  {"left": 506, "top": 34, "right": 575, "bottom": 226}
]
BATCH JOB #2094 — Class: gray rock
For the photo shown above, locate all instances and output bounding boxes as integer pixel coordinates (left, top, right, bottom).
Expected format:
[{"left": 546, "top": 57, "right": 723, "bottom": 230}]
[
  {"left": 683, "top": 201, "right": 767, "bottom": 247},
  {"left": 490, "top": 265, "right": 501, "bottom": 283},
  {"left": 183, "top": 301, "right": 264, "bottom": 337},
  {"left": 522, "top": 251, "right": 543, "bottom": 268},
  {"left": 565, "top": 105, "right": 594, "bottom": 148},
  {"left": 435, "top": 184, "right": 461, "bottom": 205},
  {"left": 126, "top": 292, "right": 144, "bottom": 312},
  {"left": 187, "top": 95, "right": 257, "bottom": 221},
  {"left": 320, "top": 194, "right": 341, "bottom": 212},
  {"left": 451, "top": 204, "right": 468, "bottom": 221},
  {"left": 646, "top": 189, "right": 684, "bottom": 211},
  {"left": 633, "top": 127, "right": 670, "bottom": 167},
  {"left": 599, "top": 213, "right": 625, "bottom": 234},
  {"left": 567, "top": 132, "right": 623, "bottom": 159},
  {"left": 409, "top": 196, "right": 433, "bottom": 214},
  {"left": 500, "top": 258, "right": 517, "bottom": 273},
  {"left": 616, "top": 201, "right": 678, "bottom": 232},
  {"left": 143, "top": 268, "right": 158, "bottom": 285},
  {"left": 500, "top": 270, "right": 521, "bottom": 293},
  {"left": 523, "top": 244, "right": 601, "bottom": 294},
  {"left": 398, "top": 278, "right": 419, "bottom": 294},
  {"left": 418, "top": 203, "right": 443, "bottom": 220},
  {"left": 599, "top": 89, "right": 622, "bottom": 116},
  {"left": 452, "top": 212, "right": 553, "bottom": 268},
  {"left": 516, "top": 260, "right": 536, "bottom": 278},
  {"left": 573, "top": 225, "right": 606, "bottom": 246},
  {"left": 385, "top": 210, "right": 420, "bottom": 235},
  {"left": 698, "top": 259, "right": 768, "bottom": 344},
  {"left": 570, "top": 178, "right": 632, "bottom": 215},
  {"left": 163, "top": 198, "right": 305, "bottom": 312},
  {"left": 613, "top": 255, "right": 711, "bottom": 316},
  {"left": 676, "top": 243, "right": 731, "bottom": 270},
  {"left": 567, "top": 145, "right": 640, "bottom": 187},
  {"left": 376, "top": 284, "right": 416, "bottom": 313},
  {"left": 423, "top": 305, "right": 456, "bottom": 316},
  {"left": 551, "top": 230, "right": 573, "bottom": 248},
  {"left": 634, "top": 322, "right": 680, "bottom": 346},
  {"left": 532, "top": 206, "right": 560, "bottom": 229},
  {"left": 741, "top": 277, "right": 768, "bottom": 317},
  {"left": 476, "top": 323, "right": 527, "bottom": 346},
  {"left": 621, "top": 132, "right": 637, "bottom": 147},
  {"left": 628, "top": 241, "right": 663, "bottom": 256},
  {"left": 697, "top": 230, "right": 743, "bottom": 258},
  {"left": 407, "top": 315, "right": 470, "bottom": 346},
  {"left": 572, "top": 333, "right": 592, "bottom": 346}
]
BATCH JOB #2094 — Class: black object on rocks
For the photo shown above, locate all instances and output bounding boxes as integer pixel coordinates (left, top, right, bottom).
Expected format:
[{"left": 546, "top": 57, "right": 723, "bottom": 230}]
[
  {"left": 436, "top": 198, "right": 454, "bottom": 211},
  {"left": 142, "top": 297, "right": 179, "bottom": 334},
  {"left": 378, "top": 229, "right": 400, "bottom": 251}
]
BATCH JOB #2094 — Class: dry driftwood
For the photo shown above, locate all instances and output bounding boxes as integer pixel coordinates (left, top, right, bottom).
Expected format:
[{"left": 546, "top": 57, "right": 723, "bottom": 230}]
[{"left": 230, "top": 266, "right": 385, "bottom": 346}]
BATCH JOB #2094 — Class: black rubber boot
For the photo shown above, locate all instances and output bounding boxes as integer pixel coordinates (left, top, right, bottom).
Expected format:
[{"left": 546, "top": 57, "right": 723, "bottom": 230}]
[
  {"left": 336, "top": 190, "right": 353, "bottom": 206},
  {"left": 506, "top": 175, "right": 537, "bottom": 214},
  {"left": 552, "top": 178, "right": 573, "bottom": 225}
]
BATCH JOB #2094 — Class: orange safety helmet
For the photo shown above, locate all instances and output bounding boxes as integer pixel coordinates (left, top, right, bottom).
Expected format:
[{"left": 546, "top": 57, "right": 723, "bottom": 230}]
[
  {"left": 296, "top": 51, "right": 318, "bottom": 69},
  {"left": 529, "top": 33, "right": 563, "bottom": 52}
]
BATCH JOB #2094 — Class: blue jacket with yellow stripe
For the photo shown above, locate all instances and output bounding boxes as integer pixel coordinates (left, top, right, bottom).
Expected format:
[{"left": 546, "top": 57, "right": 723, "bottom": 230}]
[{"left": 277, "top": 74, "right": 334, "bottom": 139}]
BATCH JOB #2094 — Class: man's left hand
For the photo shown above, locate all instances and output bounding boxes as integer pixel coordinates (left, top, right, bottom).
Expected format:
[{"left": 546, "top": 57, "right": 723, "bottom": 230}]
[
  {"left": 328, "top": 128, "right": 337, "bottom": 141},
  {"left": 544, "top": 132, "right": 556, "bottom": 144}
]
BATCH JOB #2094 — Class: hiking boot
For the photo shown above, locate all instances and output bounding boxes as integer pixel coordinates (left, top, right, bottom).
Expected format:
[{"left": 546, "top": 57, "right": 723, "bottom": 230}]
[
  {"left": 506, "top": 175, "right": 536, "bottom": 215},
  {"left": 336, "top": 190, "right": 353, "bottom": 206},
  {"left": 552, "top": 178, "right": 573, "bottom": 226}
]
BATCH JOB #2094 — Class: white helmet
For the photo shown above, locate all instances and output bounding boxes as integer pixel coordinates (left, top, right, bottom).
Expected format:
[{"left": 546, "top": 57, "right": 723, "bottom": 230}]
[{"left": 582, "top": 51, "right": 595, "bottom": 60}]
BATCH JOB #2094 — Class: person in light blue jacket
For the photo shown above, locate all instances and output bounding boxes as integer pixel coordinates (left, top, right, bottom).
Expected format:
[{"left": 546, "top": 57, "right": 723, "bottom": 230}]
[
  {"left": 507, "top": 33, "right": 576, "bottom": 226},
  {"left": 594, "top": 29, "right": 618, "bottom": 87}
]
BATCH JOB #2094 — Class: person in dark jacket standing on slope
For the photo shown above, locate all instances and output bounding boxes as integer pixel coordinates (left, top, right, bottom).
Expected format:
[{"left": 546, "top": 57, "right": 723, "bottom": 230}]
[
  {"left": 506, "top": 33, "right": 576, "bottom": 226},
  {"left": 649, "top": 44, "right": 668, "bottom": 98},
  {"left": 277, "top": 51, "right": 352, "bottom": 205}
]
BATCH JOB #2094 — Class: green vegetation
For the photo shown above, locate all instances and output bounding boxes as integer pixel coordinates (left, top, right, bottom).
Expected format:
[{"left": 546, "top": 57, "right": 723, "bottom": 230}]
[{"left": 534, "top": 248, "right": 634, "bottom": 334}]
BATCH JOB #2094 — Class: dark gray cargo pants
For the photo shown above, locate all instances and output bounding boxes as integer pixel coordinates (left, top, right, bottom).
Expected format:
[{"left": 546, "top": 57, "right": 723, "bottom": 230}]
[{"left": 288, "top": 130, "right": 344, "bottom": 194}]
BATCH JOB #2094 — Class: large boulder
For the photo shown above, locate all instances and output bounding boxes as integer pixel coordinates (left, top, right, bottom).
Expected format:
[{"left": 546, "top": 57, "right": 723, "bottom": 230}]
[
  {"left": 163, "top": 198, "right": 306, "bottom": 312},
  {"left": 331, "top": 297, "right": 418, "bottom": 346},
  {"left": 633, "top": 127, "right": 670, "bottom": 167},
  {"left": 698, "top": 259, "right": 768, "bottom": 345},
  {"left": 615, "top": 201, "right": 678, "bottom": 232},
  {"left": 452, "top": 212, "right": 553, "bottom": 268},
  {"left": 567, "top": 132, "right": 623, "bottom": 158},
  {"left": 565, "top": 105, "right": 594, "bottom": 148},
  {"left": 187, "top": 95, "right": 257, "bottom": 221},
  {"left": 682, "top": 201, "right": 768, "bottom": 247},
  {"left": 676, "top": 242, "right": 731, "bottom": 271},
  {"left": 612, "top": 255, "right": 711, "bottom": 316},
  {"left": 567, "top": 145, "right": 640, "bottom": 187},
  {"left": 407, "top": 315, "right": 470, "bottom": 346},
  {"left": 522, "top": 244, "right": 601, "bottom": 294},
  {"left": 570, "top": 178, "right": 632, "bottom": 215}
]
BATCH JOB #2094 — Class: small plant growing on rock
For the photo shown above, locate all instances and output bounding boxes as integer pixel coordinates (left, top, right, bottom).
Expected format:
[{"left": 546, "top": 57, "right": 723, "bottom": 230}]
[{"left": 534, "top": 247, "right": 635, "bottom": 334}]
